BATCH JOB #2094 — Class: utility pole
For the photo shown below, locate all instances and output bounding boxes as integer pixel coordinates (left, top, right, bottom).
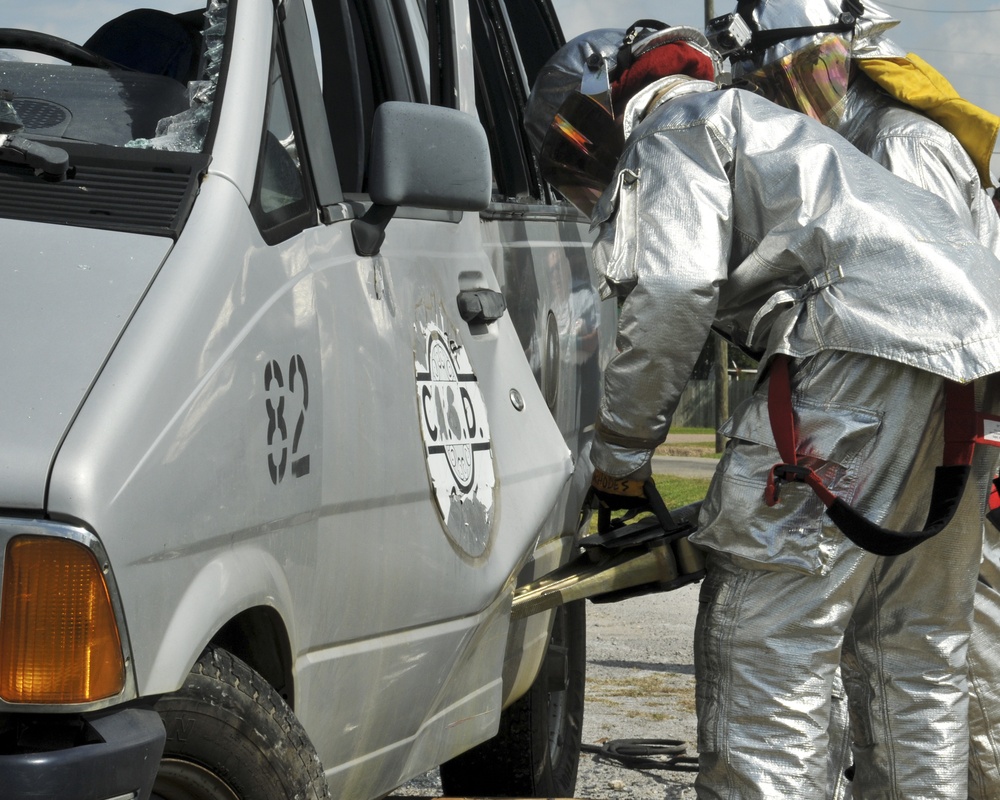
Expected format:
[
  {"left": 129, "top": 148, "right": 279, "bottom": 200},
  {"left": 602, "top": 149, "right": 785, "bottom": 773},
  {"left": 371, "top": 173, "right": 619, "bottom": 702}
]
[
  {"left": 713, "top": 335, "right": 729, "bottom": 452},
  {"left": 705, "top": 0, "right": 729, "bottom": 453}
]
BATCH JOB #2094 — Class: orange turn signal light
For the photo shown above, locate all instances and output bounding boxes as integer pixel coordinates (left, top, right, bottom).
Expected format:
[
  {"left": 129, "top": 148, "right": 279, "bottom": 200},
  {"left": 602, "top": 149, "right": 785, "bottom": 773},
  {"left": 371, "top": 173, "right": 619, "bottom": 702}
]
[{"left": 0, "top": 535, "right": 125, "bottom": 704}]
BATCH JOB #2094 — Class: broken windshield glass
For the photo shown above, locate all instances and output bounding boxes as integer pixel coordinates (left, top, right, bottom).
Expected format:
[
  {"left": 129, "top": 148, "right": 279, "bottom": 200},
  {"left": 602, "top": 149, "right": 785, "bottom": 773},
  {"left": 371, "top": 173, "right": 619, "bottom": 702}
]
[
  {"left": 0, "top": 0, "right": 228, "bottom": 153},
  {"left": 125, "top": 0, "right": 228, "bottom": 152}
]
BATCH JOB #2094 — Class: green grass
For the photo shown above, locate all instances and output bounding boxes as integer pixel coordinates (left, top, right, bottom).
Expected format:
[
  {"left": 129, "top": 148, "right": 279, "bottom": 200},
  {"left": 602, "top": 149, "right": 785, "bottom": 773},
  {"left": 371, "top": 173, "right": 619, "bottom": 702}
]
[
  {"left": 656, "top": 427, "right": 724, "bottom": 458},
  {"left": 661, "top": 440, "right": 724, "bottom": 458},
  {"left": 652, "top": 473, "right": 712, "bottom": 507}
]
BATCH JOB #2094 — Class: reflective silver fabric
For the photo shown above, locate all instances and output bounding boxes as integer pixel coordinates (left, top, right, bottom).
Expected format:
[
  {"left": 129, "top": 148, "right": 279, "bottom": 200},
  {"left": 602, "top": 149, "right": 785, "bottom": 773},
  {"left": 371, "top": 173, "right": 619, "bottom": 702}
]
[
  {"left": 589, "top": 77, "right": 1000, "bottom": 798},
  {"left": 836, "top": 69, "right": 1000, "bottom": 800},
  {"left": 591, "top": 81, "right": 1000, "bottom": 478},
  {"left": 693, "top": 354, "right": 996, "bottom": 799},
  {"left": 838, "top": 77, "right": 1000, "bottom": 264},
  {"left": 970, "top": 528, "right": 1000, "bottom": 798},
  {"left": 714, "top": 3, "right": 1000, "bottom": 797},
  {"left": 738, "top": 0, "right": 902, "bottom": 70}
]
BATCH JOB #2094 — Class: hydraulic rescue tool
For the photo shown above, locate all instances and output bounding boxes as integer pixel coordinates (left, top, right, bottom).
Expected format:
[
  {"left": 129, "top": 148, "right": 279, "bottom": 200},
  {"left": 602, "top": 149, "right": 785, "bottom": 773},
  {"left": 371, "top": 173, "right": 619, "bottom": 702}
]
[{"left": 512, "top": 481, "right": 706, "bottom": 619}]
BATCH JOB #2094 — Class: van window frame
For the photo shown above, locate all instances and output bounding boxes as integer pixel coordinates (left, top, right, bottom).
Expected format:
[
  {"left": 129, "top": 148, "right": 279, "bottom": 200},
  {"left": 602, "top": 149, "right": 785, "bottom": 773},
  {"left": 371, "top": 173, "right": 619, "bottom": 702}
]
[
  {"left": 468, "top": 0, "right": 564, "bottom": 206},
  {"left": 250, "top": 27, "right": 317, "bottom": 244},
  {"left": 308, "top": 0, "right": 427, "bottom": 195}
]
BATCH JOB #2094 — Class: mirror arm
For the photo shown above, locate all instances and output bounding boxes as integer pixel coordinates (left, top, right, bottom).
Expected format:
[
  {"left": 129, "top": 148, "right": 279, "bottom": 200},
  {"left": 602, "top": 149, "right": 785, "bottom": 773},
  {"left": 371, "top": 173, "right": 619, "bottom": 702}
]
[{"left": 351, "top": 202, "right": 398, "bottom": 257}]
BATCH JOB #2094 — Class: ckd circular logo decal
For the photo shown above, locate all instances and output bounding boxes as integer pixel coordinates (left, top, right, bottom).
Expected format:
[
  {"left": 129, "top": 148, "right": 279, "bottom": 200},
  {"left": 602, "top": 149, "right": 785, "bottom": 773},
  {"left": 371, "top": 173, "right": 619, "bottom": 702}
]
[{"left": 416, "top": 322, "right": 495, "bottom": 556}]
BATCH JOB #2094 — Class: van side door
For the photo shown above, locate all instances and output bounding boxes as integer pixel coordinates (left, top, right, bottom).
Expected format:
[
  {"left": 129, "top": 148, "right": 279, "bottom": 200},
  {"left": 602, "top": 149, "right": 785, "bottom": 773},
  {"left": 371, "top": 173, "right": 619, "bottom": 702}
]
[{"left": 281, "top": 0, "right": 573, "bottom": 793}]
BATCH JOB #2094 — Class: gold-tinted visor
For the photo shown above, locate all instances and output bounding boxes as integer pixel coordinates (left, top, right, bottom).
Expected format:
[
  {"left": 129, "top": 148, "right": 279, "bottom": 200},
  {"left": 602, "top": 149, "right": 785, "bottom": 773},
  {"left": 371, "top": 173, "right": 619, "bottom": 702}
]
[
  {"left": 749, "top": 35, "right": 852, "bottom": 127},
  {"left": 537, "top": 92, "right": 625, "bottom": 217}
]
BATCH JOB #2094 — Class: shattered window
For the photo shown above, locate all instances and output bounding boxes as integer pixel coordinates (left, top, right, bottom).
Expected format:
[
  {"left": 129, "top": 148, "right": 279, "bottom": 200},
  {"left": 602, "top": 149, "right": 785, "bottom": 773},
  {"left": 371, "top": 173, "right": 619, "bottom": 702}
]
[
  {"left": 126, "top": 0, "right": 228, "bottom": 152},
  {"left": 0, "top": 0, "right": 228, "bottom": 153}
]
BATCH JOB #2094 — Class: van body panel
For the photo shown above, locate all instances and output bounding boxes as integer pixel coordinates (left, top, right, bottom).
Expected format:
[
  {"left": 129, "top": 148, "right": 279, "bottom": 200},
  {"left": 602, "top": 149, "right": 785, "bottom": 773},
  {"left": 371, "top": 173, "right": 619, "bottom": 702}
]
[
  {"left": 0, "top": 219, "right": 168, "bottom": 509},
  {"left": 0, "top": 0, "right": 609, "bottom": 795}
]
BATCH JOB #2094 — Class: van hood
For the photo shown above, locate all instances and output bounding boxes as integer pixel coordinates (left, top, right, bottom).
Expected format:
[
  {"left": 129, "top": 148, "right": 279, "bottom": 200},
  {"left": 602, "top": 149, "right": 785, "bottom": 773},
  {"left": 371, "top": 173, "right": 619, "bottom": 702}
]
[{"left": 0, "top": 219, "right": 170, "bottom": 510}]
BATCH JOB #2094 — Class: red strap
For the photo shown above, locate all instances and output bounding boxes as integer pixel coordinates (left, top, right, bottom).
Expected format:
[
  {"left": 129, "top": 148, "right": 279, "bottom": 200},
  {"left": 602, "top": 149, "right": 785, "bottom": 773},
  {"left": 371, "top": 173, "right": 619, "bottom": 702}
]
[
  {"left": 765, "top": 355, "right": 981, "bottom": 509},
  {"left": 767, "top": 353, "right": 798, "bottom": 465},
  {"left": 943, "top": 381, "right": 977, "bottom": 466},
  {"left": 765, "top": 355, "right": 837, "bottom": 508},
  {"left": 763, "top": 355, "right": 991, "bottom": 555}
]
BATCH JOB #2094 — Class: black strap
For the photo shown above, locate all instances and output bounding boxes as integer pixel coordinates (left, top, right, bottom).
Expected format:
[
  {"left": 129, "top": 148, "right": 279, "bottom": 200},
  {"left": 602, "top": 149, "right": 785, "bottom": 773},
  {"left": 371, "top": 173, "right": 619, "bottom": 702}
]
[
  {"left": 747, "top": 21, "right": 854, "bottom": 52},
  {"left": 741, "top": 0, "right": 864, "bottom": 53},
  {"left": 623, "top": 19, "right": 670, "bottom": 43},
  {"left": 766, "top": 355, "right": 977, "bottom": 557},
  {"left": 616, "top": 20, "right": 671, "bottom": 74},
  {"left": 735, "top": 0, "right": 759, "bottom": 32},
  {"left": 826, "top": 465, "right": 971, "bottom": 556}
]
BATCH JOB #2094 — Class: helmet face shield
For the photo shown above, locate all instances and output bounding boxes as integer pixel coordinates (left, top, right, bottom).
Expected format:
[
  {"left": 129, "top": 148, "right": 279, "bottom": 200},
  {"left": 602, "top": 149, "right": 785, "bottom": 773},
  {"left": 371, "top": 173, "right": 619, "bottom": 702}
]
[
  {"left": 526, "top": 23, "right": 715, "bottom": 216},
  {"left": 537, "top": 92, "right": 625, "bottom": 217},
  {"left": 747, "top": 35, "right": 852, "bottom": 126}
]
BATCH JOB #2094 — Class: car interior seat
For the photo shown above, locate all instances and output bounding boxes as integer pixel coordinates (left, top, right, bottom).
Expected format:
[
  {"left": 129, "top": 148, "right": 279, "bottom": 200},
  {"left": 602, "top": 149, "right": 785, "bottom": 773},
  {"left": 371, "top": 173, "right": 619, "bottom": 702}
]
[{"left": 84, "top": 8, "right": 202, "bottom": 82}]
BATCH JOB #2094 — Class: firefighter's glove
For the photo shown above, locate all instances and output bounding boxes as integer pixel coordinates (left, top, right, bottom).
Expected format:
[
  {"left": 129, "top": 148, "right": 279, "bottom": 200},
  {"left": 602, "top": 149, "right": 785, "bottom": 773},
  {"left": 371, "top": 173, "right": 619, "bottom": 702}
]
[{"left": 591, "top": 468, "right": 647, "bottom": 510}]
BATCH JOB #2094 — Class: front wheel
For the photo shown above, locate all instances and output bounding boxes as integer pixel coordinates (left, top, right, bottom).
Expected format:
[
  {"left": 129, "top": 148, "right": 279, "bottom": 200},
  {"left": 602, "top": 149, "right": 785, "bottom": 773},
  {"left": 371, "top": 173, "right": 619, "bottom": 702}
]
[
  {"left": 151, "top": 645, "right": 330, "bottom": 800},
  {"left": 439, "top": 600, "right": 586, "bottom": 797}
]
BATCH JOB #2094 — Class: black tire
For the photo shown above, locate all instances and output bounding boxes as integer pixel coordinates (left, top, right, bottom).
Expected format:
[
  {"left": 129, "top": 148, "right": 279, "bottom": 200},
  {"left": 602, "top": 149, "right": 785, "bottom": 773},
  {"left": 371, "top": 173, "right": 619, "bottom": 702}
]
[
  {"left": 439, "top": 600, "right": 586, "bottom": 797},
  {"left": 151, "top": 645, "right": 330, "bottom": 800}
]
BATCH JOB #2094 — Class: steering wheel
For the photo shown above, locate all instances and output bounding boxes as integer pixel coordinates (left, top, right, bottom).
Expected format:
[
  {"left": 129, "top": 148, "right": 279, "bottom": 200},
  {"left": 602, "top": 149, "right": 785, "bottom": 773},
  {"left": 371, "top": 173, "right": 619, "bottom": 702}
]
[{"left": 0, "top": 29, "right": 120, "bottom": 69}]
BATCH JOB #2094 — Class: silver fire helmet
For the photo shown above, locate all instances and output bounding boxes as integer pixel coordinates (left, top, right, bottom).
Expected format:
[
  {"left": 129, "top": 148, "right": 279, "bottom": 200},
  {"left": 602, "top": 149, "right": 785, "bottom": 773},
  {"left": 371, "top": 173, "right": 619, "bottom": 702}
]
[
  {"left": 524, "top": 24, "right": 716, "bottom": 216},
  {"left": 712, "top": 0, "right": 895, "bottom": 126},
  {"left": 723, "top": 0, "right": 901, "bottom": 70}
]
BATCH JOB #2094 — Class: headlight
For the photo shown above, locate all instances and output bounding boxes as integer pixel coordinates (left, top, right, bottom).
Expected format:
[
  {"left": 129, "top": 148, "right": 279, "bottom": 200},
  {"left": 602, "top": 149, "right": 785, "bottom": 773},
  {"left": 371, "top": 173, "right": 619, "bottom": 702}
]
[{"left": 0, "top": 529, "right": 128, "bottom": 706}]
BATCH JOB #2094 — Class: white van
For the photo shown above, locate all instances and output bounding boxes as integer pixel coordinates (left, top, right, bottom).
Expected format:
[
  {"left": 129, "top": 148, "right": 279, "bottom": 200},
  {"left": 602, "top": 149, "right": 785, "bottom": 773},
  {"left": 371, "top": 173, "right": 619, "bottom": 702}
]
[{"left": 0, "top": 1, "right": 610, "bottom": 798}]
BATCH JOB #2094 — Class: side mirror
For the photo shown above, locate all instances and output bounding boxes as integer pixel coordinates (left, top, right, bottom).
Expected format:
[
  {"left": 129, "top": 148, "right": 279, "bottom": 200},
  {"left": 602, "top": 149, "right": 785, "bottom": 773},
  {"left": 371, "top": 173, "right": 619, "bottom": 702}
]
[{"left": 352, "top": 101, "right": 492, "bottom": 256}]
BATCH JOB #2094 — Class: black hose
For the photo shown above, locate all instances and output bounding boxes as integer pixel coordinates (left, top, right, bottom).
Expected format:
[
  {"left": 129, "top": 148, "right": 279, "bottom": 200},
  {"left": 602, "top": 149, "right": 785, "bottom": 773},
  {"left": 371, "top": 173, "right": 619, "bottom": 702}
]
[{"left": 580, "top": 737, "right": 699, "bottom": 772}]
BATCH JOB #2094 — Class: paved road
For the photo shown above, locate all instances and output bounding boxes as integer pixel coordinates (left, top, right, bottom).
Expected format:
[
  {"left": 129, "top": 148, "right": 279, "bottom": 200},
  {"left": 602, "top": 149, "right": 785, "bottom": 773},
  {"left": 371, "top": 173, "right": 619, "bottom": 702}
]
[
  {"left": 654, "top": 431, "right": 721, "bottom": 480},
  {"left": 652, "top": 454, "right": 718, "bottom": 479}
]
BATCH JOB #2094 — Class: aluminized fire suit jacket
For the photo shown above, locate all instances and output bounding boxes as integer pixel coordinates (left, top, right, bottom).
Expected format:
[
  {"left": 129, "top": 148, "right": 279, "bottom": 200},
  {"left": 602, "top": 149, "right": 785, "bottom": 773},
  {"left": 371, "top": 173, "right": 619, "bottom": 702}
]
[
  {"left": 589, "top": 75, "right": 1000, "bottom": 798},
  {"left": 838, "top": 81, "right": 1000, "bottom": 259},
  {"left": 836, "top": 69, "right": 1000, "bottom": 800},
  {"left": 590, "top": 77, "right": 1000, "bottom": 480}
]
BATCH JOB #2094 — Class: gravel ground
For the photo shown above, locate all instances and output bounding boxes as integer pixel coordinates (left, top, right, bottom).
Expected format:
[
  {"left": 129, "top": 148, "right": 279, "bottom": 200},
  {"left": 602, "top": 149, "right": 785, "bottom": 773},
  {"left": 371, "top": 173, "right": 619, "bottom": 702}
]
[
  {"left": 394, "top": 583, "right": 702, "bottom": 799},
  {"left": 573, "top": 583, "right": 701, "bottom": 800}
]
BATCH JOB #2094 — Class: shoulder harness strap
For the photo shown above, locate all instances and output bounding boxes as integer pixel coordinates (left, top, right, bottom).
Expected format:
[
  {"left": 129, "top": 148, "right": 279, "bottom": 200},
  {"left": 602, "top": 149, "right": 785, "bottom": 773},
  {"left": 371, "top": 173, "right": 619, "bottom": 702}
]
[{"left": 764, "top": 354, "right": 994, "bottom": 556}]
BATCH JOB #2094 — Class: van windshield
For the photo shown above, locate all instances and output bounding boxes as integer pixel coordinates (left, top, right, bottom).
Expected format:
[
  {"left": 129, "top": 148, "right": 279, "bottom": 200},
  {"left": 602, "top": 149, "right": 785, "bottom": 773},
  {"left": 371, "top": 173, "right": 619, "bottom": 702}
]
[{"left": 0, "top": 0, "right": 228, "bottom": 153}]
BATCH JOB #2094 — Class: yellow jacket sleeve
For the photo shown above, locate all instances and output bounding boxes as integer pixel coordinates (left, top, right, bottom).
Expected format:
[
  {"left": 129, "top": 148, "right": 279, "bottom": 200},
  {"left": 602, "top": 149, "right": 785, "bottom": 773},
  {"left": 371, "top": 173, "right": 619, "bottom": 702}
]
[{"left": 858, "top": 53, "right": 999, "bottom": 186}]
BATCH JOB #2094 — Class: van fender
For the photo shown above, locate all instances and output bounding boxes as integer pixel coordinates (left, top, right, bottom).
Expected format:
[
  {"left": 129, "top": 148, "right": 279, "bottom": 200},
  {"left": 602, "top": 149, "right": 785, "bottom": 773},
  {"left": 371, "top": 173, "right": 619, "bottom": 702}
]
[{"left": 140, "top": 546, "right": 295, "bottom": 695}]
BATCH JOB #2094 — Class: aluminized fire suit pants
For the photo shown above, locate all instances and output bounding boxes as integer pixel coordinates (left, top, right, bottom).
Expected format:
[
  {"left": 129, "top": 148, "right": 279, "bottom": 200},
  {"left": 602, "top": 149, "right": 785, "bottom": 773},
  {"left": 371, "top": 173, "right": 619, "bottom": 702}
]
[
  {"left": 967, "top": 530, "right": 1000, "bottom": 798},
  {"left": 692, "top": 351, "right": 997, "bottom": 799}
]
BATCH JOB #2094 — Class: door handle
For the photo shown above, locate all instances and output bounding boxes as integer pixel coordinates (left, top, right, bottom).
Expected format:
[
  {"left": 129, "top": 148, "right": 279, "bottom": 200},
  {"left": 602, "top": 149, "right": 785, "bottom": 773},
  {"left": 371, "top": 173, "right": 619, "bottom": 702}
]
[{"left": 457, "top": 289, "right": 507, "bottom": 324}]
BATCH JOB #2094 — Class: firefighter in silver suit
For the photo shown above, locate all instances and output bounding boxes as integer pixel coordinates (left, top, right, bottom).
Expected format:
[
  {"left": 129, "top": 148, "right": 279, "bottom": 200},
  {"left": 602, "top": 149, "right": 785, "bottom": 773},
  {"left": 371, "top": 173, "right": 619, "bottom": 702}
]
[
  {"left": 718, "top": 1, "right": 1000, "bottom": 795},
  {"left": 525, "top": 23, "right": 1000, "bottom": 800}
]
